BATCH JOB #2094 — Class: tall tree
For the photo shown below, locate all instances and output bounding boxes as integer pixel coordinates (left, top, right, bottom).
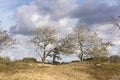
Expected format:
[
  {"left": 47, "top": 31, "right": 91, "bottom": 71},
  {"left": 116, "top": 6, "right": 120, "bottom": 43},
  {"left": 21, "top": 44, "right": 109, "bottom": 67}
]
[
  {"left": 73, "top": 25, "right": 111, "bottom": 61},
  {"left": 73, "top": 25, "right": 92, "bottom": 61},
  {"left": 31, "top": 26, "right": 58, "bottom": 63}
]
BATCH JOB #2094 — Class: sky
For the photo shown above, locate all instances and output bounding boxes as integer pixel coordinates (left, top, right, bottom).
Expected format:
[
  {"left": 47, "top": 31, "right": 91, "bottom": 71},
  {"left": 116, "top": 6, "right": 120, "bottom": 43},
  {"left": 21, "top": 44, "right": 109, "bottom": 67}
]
[{"left": 0, "top": 0, "right": 120, "bottom": 61}]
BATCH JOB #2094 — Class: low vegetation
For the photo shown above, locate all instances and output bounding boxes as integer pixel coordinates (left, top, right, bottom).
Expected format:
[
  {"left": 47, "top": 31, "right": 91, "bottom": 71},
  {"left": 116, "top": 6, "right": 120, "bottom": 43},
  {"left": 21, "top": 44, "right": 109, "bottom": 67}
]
[{"left": 0, "top": 56, "right": 119, "bottom": 80}]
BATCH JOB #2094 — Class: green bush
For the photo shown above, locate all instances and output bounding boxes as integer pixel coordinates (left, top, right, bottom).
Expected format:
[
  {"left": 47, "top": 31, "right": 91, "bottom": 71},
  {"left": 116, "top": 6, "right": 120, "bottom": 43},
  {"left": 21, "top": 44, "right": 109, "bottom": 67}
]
[{"left": 20, "top": 57, "right": 37, "bottom": 63}]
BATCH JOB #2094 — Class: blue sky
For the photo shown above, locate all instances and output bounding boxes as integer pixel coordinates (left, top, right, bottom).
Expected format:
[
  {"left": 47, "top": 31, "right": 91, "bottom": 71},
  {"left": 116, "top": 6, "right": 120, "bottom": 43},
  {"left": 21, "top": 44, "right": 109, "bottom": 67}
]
[
  {"left": 0, "top": 0, "right": 120, "bottom": 60},
  {"left": 0, "top": 0, "right": 32, "bottom": 29}
]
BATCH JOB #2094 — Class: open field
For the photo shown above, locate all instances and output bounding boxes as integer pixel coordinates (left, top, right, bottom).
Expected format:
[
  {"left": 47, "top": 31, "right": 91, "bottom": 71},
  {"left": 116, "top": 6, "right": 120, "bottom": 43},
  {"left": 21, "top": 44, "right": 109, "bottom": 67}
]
[{"left": 0, "top": 60, "right": 120, "bottom": 80}]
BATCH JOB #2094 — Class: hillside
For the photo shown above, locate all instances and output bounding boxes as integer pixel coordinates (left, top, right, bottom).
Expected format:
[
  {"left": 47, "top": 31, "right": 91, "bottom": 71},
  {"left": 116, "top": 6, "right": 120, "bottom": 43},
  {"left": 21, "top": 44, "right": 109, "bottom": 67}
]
[{"left": 0, "top": 60, "right": 120, "bottom": 80}]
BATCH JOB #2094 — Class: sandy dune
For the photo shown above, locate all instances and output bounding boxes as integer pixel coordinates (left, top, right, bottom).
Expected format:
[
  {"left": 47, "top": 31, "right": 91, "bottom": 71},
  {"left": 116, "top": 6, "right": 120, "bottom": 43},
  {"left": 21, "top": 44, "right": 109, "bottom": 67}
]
[{"left": 0, "top": 62, "right": 96, "bottom": 80}]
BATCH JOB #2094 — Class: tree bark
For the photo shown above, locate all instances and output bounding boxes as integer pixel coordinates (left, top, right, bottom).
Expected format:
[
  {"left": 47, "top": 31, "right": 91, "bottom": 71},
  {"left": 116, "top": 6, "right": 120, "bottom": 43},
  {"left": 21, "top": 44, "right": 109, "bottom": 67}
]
[
  {"left": 41, "top": 53, "right": 46, "bottom": 63},
  {"left": 52, "top": 53, "right": 57, "bottom": 64},
  {"left": 80, "top": 53, "right": 83, "bottom": 61},
  {"left": 79, "top": 42, "right": 84, "bottom": 61}
]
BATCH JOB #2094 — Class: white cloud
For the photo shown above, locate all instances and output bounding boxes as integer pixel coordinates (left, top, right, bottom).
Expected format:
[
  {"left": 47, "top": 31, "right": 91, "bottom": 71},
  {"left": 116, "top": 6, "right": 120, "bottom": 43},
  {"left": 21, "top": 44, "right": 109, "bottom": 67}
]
[{"left": 10, "top": 0, "right": 78, "bottom": 35}]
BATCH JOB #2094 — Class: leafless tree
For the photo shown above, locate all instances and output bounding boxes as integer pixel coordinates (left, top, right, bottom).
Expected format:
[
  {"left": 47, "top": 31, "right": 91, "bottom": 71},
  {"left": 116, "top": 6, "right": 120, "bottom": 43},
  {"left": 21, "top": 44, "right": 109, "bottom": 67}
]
[
  {"left": 112, "top": 16, "right": 120, "bottom": 30},
  {"left": 0, "top": 29, "right": 15, "bottom": 52},
  {"left": 91, "top": 41, "right": 113, "bottom": 58},
  {"left": 31, "top": 26, "right": 58, "bottom": 63},
  {"left": 49, "top": 33, "right": 76, "bottom": 64},
  {"left": 73, "top": 25, "right": 93, "bottom": 61},
  {"left": 58, "top": 33, "right": 75, "bottom": 54},
  {"left": 73, "top": 25, "right": 112, "bottom": 61}
]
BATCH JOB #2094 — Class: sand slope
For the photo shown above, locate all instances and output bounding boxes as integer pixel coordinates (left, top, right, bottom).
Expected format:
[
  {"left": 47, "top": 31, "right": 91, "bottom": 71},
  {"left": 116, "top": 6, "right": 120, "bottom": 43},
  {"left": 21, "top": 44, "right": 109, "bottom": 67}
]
[{"left": 0, "top": 62, "right": 96, "bottom": 80}]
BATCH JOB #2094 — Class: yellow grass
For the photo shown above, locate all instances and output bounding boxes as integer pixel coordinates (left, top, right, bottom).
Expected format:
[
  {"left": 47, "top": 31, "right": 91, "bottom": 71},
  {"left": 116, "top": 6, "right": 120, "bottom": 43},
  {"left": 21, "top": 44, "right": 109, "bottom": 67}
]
[{"left": 0, "top": 61, "right": 119, "bottom": 80}]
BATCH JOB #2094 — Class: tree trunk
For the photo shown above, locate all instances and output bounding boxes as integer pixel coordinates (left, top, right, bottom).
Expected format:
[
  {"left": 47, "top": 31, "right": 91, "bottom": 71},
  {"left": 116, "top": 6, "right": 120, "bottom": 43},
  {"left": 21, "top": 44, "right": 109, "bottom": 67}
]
[
  {"left": 52, "top": 53, "right": 57, "bottom": 64},
  {"left": 41, "top": 51, "right": 46, "bottom": 63},
  {"left": 41, "top": 57, "right": 45, "bottom": 63},
  {"left": 80, "top": 53, "right": 83, "bottom": 61},
  {"left": 79, "top": 42, "right": 84, "bottom": 61},
  {"left": 41, "top": 45, "right": 47, "bottom": 63}
]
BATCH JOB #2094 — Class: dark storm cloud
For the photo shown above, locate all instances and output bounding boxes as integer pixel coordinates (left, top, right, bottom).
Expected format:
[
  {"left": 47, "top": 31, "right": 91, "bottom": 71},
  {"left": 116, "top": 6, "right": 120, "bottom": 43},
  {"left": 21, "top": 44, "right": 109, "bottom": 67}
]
[
  {"left": 70, "top": 0, "right": 120, "bottom": 24},
  {"left": 10, "top": 25, "right": 35, "bottom": 35},
  {"left": 34, "top": 0, "right": 77, "bottom": 21}
]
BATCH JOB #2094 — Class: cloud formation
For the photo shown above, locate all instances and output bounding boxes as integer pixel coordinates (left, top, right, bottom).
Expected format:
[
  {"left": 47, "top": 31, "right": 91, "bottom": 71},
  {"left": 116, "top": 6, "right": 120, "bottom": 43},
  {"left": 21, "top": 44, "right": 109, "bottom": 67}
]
[
  {"left": 72, "top": 0, "right": 120, "bottom": 24},
  {"left": 10, "top": 0, "right": 120, "bottom": 35},
  {"left": 10, "top": 0, "right": 78, "bottom": 35}
]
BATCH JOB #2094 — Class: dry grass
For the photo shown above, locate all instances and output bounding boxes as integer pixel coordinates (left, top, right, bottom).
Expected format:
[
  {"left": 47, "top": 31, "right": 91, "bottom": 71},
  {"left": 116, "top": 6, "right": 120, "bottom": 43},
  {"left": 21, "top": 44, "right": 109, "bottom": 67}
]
[
  {"left": 89, "top": 62, "right": 120, "bottom": 80},
  {"left": 0, "top": 60, "right": 119, "bottom": 80}
]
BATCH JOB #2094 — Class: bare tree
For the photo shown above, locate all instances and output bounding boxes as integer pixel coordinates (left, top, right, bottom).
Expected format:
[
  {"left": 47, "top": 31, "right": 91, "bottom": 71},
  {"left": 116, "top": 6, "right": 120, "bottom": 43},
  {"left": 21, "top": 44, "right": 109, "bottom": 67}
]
[
  {"left": 0, "top": 30, "right": 14, "bottom": 52},
  {"left": 31, "top": 26, "right": 58, "bottom": 63},
  {"left": 49, "top": 33, "right": 76, "bottom": 64},
  {"left": 112, "top": 16, "right": 120, "bottom": 30},
  {"left": 91, "top": 41, "right": 112, "bottom": 57},
  {"left": 58, "top": 33, "right": 75, "bottom": 54},
  {"left": 73, "top": 25, "right": 112, "bottom": 61},
  {"left": 73, "top": 25, "right": 93, "bottom": 61}
]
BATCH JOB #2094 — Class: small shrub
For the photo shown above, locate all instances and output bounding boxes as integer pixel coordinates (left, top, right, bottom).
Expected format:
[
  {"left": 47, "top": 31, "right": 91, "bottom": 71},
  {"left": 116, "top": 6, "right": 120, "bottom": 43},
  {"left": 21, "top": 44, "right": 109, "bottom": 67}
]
[
  {"left": 93, "top": 56, "right": 109, "bottom": 63},
  {"left": 20, "top": 57, "right": 37, "bottom": 63},
  {"left": 71, "top": 60, "right": 80, "bottom": 63},
  {"left": 0, "top": 56, "right": 11, "bottom": 63},
  {"left": 110, "top": 55, "right": 120, "bottom": 63},
  {"left": 84, "top": 57, "right": 94, "bottom": 61},
  {"left": 52, "top": 61, "right": 61, "bottom": 65}
]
